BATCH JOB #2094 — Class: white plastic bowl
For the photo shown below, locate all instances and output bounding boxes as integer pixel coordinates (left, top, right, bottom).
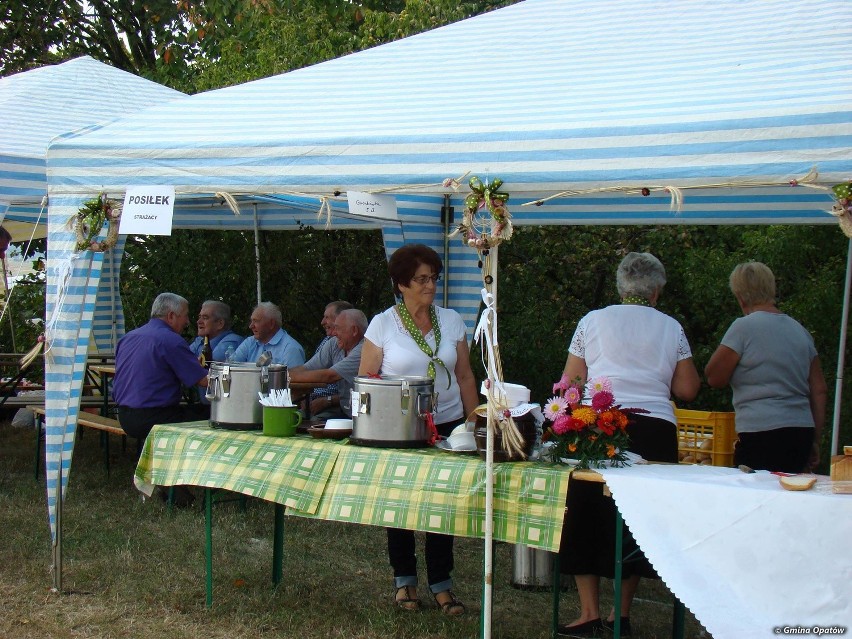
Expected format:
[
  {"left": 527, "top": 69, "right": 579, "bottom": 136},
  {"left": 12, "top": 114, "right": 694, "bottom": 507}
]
[
  {"left": 446, "top": 430, "right": 476, "bottom": 451},
  {"left": 325, "top": 418, "right": 353, "bottom": 430}
]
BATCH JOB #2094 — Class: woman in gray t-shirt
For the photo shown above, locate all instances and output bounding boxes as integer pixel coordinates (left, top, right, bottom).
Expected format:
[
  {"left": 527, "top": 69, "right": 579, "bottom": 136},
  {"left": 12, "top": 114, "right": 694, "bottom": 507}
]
[{"left": 705, "top": 262, "right": 827, "bottom": 473}]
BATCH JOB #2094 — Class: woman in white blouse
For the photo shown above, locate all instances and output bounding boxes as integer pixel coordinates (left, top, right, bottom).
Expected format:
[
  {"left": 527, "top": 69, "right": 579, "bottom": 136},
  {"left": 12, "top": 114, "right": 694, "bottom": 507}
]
[
  {"left": 557, "top": 252, "right": 700, "bottom": 638},
  {"left": 359, "top": 243, "right": 478, "bottom": 617}
]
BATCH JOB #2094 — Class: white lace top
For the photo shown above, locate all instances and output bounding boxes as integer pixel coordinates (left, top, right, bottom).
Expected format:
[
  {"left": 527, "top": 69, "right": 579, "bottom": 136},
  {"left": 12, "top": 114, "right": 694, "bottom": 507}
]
[{"left": 569, "top": 304, "right": 693, "bottom": 423}]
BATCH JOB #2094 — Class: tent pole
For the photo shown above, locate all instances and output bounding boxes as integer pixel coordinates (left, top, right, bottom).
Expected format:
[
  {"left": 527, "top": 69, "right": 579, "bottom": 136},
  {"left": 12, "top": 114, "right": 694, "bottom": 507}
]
[
  {"left": 1, "top": 257, "right": 17, "bottom": 352},
  {"left": 831, "top": 237, "right": 852, "bottom": 456},
  {"left": 482, "top": 247, "right": 498, "bottom": 639},
  {"left": 51, "top": 457, "right": 63, "bottom": 591},
  {"left": 253, "top": 203, "right": 262, "bottom": 304},
  {"left": 442, "top": 195, "right": 452, "bottom": 308}
]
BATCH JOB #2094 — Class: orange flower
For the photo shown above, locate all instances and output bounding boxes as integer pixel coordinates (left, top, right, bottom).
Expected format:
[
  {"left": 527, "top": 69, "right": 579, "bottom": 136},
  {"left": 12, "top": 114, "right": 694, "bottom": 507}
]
[
  {"left": 572, "top": 406, "right": 597, "bottom": 425},
  {"left": 606, "top": 444, "right": 616, "bottom": 458},
  {"left": 568, "top": 443, "right": 577, "bottom": 453}
]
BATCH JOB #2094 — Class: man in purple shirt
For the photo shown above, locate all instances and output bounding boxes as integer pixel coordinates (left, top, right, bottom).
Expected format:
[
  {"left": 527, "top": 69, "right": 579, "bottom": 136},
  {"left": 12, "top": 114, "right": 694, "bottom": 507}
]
[{"left": 114, "top": 292, "right": 208, "bottom": 446}]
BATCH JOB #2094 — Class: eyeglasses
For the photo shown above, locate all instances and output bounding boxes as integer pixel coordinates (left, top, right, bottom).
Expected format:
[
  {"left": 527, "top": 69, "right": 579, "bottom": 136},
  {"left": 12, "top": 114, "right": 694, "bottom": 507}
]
[{"left": 411, "top": 274, "right": 441, "bottom": 285}]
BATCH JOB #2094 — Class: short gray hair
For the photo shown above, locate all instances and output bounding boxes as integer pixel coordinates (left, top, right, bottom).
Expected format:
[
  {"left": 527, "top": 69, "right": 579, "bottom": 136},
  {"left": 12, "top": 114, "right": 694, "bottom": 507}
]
[
  {"left": 255, "top": 302, "right": 282, "bottom": 327},
  {"left": 327, "top": 300, "right": 353, "bottom": 316},
  {"left": 616, "top": 252, "right": 667, "bottom": 299},
  {"left": 339, "top": 309, "right": 368, "bottom": 334},
  {"left": 202, "top": 300, "right": 233, "bottom": 329},
  {"left": 151, "top": 293, "right": 188, "bottom": 319}
]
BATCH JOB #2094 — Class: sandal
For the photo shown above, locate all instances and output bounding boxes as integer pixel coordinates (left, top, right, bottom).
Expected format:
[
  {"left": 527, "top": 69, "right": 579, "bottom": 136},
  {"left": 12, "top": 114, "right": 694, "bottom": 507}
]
[
  {"left": 433, "top": 590, "right": 466, "bottom": 616},
  {"left": 394, "top": 585, "right": 420, "bottom": 611}
]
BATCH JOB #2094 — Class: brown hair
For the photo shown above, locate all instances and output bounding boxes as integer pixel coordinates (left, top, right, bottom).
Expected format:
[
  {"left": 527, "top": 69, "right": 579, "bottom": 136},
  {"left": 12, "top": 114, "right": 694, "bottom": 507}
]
[{"left": 388, "top": 244, "right": 443, "bottom": 295}]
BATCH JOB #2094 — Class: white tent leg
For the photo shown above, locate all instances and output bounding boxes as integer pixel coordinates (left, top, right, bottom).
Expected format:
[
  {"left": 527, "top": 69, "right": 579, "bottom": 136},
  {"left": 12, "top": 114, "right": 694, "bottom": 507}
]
[
  {"left": 831, "top": 237, "right": 852, "bottom": 456},
  {"left": 253, "top": 203, "right": 262, "bottom": 304}
]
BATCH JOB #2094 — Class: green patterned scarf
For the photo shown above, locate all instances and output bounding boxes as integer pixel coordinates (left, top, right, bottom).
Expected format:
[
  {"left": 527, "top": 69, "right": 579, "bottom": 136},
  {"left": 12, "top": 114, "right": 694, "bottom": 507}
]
[{"left": 396, "top": 302, "right": 451, "bottom": 389}]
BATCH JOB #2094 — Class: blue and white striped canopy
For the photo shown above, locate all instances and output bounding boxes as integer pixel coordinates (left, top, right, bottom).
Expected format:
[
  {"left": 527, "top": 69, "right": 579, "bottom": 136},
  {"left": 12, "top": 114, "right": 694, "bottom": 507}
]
[
  {"left": 0, "top": 56, "right": 183, "bottom": 237},
  {"left": 42, "top": 0, "right": 852, "bottom": 548}
]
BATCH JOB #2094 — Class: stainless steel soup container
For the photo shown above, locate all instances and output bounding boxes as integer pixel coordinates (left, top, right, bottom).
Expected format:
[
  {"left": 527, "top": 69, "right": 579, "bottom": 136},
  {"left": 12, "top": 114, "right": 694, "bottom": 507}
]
[
  {"left": 206, "top": 362, "right": 288, "bottom": 430},
  {"left": 350, "top": 375, "right": 436, "bottom": 448}
]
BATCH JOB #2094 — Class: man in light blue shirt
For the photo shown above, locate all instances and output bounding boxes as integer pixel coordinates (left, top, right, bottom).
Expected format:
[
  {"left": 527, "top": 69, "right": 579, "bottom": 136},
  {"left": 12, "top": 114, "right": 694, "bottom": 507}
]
[
  {"left": 188, "top": 300, "right": 244, "bottom": 363},
  {"left": 231, "top": 302, "right": 305, "bottom": 367}
]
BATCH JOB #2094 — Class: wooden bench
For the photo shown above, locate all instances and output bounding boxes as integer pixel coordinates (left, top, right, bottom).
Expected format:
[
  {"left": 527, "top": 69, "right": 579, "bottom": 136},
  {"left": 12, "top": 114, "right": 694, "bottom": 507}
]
[{"left": 31, "top": 405, "right": 129, "bottom": 479}]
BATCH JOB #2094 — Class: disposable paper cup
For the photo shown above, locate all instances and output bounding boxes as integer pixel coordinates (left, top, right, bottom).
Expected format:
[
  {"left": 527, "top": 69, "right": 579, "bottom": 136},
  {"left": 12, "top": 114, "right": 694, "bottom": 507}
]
[
  {"left": 262, "top": 405, "right": 302, "bottom": 437},
  {"left": 325, "top": 418, "right": 353, "bottom": 430},
  {"left": 479, "top": 381, "right": 530, "bottom": 407}
]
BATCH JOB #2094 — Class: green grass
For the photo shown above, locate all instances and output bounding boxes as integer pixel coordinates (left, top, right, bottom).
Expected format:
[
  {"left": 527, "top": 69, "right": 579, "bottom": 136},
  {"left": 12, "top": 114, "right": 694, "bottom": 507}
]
[{"left": 0, "top": 420, "right": 710, "bottom": 638}]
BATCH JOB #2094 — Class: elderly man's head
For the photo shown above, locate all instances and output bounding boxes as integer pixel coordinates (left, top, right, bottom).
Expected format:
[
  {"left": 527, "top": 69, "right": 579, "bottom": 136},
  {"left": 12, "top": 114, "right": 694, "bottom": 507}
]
[
  {"left": 197, "top": 300, "right": 232, "bottom": 339},
  {"left": 249, "top": 302, "right": 282, "bottom": 343},
  {"left": 0, "top": 226, "right": 12, "bottom": 260},
  {"left": 321, "top": 300, "right": 353, "bottom": 337},
  {"left": 333, "top": 309, "right": 367, "bottom": 353},
  {"left": 150, "top": 293, "right": 190, "bottom": 334}
]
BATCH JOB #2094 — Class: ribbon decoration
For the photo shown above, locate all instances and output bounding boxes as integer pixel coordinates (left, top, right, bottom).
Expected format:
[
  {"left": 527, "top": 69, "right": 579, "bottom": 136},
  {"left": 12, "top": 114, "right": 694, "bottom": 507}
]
[
  {"left": 473, "top": 287, "right": 527, "bottom": 459},
  {"left": 474, "top": 288, "right": 499, "bottom": 367}
]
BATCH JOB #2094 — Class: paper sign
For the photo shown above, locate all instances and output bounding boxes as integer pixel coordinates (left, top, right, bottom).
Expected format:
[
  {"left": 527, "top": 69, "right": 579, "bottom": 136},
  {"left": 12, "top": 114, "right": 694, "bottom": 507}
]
[
  {"left": 119, "top": 186, "right": 176, "bottom": 235},
  {"left": 347, "top": 191, "right": 398, "bottom": 221}
]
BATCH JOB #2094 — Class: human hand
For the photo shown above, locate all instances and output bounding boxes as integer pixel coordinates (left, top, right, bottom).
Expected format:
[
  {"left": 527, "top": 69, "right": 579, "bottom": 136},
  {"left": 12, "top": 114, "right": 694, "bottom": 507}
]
[{"left": 807, "top": 442, "right": 820, "bottom": 471}]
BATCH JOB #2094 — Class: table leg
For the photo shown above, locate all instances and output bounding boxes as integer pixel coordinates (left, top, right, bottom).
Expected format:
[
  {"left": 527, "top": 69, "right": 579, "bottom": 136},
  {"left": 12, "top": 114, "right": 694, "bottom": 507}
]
[
  {"left": 205, "top": 488, "right": 213, "bottom": 607},
  {"left": 33, "top": 414, "right": 42, "bottom": 480},
  {"left": 613, "top": 509, "right": 624, "bottom": 639},
  {"left": 551, "top": 551, "right": 561, "bottom": 639},
  {"left": 272, "top": 503, "right": 284, "bottom": 587},
  {"left": 672, "top": 596, "right": 685, "bottom": 639}
]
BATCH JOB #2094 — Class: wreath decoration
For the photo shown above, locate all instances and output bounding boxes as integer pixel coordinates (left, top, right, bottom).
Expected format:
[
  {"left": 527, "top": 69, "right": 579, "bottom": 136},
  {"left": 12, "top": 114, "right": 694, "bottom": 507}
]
[
  {"left": 75, "top": 194, "right": 121, "bottom": 252},
  {"left": 452, "top": 176, "right": 512, "bottom": 250}
]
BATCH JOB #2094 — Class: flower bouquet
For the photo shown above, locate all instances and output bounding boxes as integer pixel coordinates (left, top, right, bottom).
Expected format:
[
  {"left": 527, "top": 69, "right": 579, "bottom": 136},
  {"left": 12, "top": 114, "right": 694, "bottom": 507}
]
[{"left": 541, "top": 375, "right": 638, "bottom": 469}]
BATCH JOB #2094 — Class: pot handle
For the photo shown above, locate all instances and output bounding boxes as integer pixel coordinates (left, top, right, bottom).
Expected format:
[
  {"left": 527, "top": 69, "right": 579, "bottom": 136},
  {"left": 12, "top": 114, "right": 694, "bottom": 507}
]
[
  {"left": 416, "top": 391, "right": 436, "bottom": 417},
  {"left": 205, "top": 373, "right": 219, "bottom": 401},
  {"left": 221, "top": 365, "right": 231, "bottom": 398},
  {"left": 356, "top": 392, "right": 370, "bottom": 415}
]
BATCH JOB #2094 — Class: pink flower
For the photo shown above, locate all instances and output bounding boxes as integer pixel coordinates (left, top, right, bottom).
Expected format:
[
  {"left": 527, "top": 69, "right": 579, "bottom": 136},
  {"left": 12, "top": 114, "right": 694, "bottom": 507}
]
[
  {"left": 564, "top": 385, "right": 582, "bottom": 407},
  {"left": 591, "top": 390, "right": 614, "bottom": 410},
  {"left": 543, "top": 395, "right": 568, "bottom": 421},
  {"left": 552, "top": 413, "right": 572, "bottom": 435},
  {"left": 587, "top": 376, "right": 613, "bottom": 396}
]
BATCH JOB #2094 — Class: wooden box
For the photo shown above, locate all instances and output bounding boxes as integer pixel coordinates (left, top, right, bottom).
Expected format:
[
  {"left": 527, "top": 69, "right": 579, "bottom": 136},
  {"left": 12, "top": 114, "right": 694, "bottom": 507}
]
[{"left": 830, "top": 454, "right": 852, "bottom": 482}]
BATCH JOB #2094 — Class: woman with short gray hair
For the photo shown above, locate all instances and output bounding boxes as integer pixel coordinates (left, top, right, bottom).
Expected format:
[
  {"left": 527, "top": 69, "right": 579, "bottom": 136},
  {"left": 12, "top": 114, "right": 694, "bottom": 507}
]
[{"left": 556, "top": 251, "right": 700, "bottom": 637}]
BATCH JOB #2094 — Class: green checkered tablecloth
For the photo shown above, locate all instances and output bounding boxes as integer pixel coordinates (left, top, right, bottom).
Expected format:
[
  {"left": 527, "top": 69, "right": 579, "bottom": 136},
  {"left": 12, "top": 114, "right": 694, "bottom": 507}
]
[
  {"left": 134, "top": 422, "right": 342, "bottom": 513},
  {"left": 135, "top": 424, "right": 571, "bottom": 552},
  {"left": 298, "top": 446, "right": 569, "bottom": 552}
]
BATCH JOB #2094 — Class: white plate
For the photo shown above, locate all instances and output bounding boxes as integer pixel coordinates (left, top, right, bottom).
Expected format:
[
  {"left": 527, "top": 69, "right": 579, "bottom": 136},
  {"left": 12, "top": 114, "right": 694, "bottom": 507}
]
[{"left": 435, "top": 440, "right": 478, "bottom": 454}]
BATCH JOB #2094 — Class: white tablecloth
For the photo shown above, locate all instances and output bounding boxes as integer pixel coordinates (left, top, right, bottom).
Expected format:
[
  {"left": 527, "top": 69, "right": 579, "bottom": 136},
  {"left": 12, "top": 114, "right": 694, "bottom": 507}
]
[{"left": 597, "top": 465, "right": 852, "bottom": 638}]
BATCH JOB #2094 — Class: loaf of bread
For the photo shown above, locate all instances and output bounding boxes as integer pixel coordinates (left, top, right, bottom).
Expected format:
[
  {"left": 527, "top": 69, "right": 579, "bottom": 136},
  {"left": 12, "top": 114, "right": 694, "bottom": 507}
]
[{"left": 779, "top": 474, "right": 817, "bottom": 491}]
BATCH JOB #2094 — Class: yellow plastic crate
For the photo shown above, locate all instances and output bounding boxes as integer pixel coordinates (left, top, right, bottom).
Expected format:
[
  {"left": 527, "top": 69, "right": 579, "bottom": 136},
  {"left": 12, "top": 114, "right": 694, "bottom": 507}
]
[{"left": 675, "top": 408, "right": 737, "bottom": 467}]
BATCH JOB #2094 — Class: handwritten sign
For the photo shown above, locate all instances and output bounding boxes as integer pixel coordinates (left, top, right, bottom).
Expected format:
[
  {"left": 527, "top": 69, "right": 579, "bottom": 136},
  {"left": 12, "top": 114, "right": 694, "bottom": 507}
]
[
  {"left": 346, "top": 191, "right": 398, "bottom": 221},
  {"left": 119, "top": 186, "right": 176, "bottom": 235}
]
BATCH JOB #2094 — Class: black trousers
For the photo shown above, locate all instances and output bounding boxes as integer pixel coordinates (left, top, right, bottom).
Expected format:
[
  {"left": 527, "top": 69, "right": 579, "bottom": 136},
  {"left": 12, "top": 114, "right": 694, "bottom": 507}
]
[
  {"left": 734, "top": 426, "right": 814, "bottom": 473},
  {"left": 386, "top": 418, "right": 457, "bottom": 591},
  {"left": 117, "top": 405, "right": 202, "bottom": 456}
]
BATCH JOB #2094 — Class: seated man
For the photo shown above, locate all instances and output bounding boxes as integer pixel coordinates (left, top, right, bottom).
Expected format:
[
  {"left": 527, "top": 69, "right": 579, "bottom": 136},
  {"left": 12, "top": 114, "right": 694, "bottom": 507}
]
[
  {"left": 113, "top": 293, "right": 208, "bottom": 450},
  {"left": 188, "top": 300, "right": 244, "bottom": 414},
  {"left": 231, "top": 302, "right": 305, "bottom": 367},
  {"left": 308, "top": 300, "right": 353, "bottom": 408},
  {"left": 189, "top": 300, "right": 243, "bottom": 363},
  {"left": 289, "top": 309, "right": 367, "bottom": 419}
]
